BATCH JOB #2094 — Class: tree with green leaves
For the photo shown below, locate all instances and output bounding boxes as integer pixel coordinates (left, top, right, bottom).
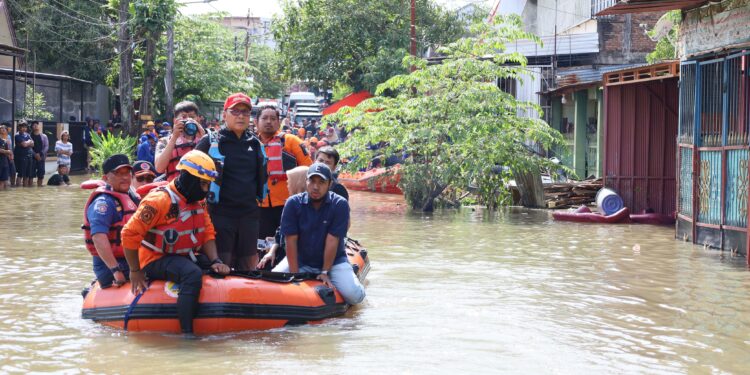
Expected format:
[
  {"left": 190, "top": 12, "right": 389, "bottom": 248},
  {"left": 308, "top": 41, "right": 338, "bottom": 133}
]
[
  {"left": 7, "top": 0, "right": 116, "bottom": 83},
  {"left": 18, "top": 85, "right": 54, "bottom": 121},
  {"left": 273, "top": 0, "right": 465, "bottom": 92},
  {"left": 331, "top": 16, "right": 565, "bottom": 211},
  {"left": 646, "top": 10, "right": 681, "bottom": 64}
]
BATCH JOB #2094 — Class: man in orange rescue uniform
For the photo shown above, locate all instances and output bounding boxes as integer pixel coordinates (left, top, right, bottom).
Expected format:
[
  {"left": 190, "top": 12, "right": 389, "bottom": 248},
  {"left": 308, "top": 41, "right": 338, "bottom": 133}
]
[
  {"left": 256, "top": 105, "right": 312, "bottom": 242},
  {"left": 121, "top": 150, "right": 230, "bottom": 337}
]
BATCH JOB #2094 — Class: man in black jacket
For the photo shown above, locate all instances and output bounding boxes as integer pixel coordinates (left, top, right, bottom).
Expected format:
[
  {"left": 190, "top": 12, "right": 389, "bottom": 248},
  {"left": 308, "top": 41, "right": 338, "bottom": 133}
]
[{"left": 195, "top": 93, "right": 267, "bottom": 271}]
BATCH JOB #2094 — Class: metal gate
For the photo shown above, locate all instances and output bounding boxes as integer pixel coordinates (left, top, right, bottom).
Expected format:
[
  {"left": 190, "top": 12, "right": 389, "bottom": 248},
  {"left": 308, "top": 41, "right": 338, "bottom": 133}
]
[{"left": 677, "top": 51, "right": 750, "bottom": 256}]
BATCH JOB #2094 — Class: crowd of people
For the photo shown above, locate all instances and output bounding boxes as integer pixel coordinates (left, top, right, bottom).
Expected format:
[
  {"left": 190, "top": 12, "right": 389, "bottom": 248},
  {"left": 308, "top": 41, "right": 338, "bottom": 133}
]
[
  {"left": 81, "top": 93, "right": 363, "bottom": 337},
  {"left": 0, "top": 120, "right": 75, "bottom": 189}
]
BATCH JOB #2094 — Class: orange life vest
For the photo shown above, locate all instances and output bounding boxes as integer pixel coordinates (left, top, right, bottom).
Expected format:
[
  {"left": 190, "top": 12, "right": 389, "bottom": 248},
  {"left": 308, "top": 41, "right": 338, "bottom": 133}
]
[
  {"left": 165, "top": 140, "right": 196, "bottom": 181},
  {"left": 82, "top": 185, "right": 139, "bottom": 258},
  {"left": 140, "top": 186, "right": 207, "bottom": 261},
  {"left": 264, "top": 134, "right": 297, "bottom": 184}
]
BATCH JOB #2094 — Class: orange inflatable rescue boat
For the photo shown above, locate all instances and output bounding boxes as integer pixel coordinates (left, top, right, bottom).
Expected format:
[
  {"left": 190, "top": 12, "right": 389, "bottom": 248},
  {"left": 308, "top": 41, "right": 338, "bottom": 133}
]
[
  {"left": 81, "top": 239, "right": 370, "bottom": 334},
  {"left": 338, "top": 165, "right": 402, "bottom": 195}
]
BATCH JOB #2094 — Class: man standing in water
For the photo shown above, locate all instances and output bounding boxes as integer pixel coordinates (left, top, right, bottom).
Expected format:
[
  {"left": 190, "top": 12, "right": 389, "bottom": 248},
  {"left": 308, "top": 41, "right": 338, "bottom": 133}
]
[
  {"left": 30, "top": 122, "right": 49, "bottom": 187},
  {"left": 82, "top": 154, "right": 139, "bottom": 288},
  {"left": 195, "top": 93, "right": 266, "bottom": 271},
  {"left": 122, "top": 151, "right": 230, "bottom": 337},
  {"left": 256, "top": 105, "right": 312, "bottom": 243},
  {"left": 273, "top": 163, "right": 365, "bottom": 305}
]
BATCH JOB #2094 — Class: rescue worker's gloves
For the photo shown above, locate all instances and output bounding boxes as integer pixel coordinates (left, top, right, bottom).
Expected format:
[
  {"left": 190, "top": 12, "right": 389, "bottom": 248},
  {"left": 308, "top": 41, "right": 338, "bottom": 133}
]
[{"left": 176, "top": 150, "right": 219, "bottom": 182}]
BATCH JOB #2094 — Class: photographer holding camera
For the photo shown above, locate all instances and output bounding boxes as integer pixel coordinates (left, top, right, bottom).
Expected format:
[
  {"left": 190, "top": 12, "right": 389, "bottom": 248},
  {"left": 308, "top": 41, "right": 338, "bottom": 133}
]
[{"left": 154, "top": 101, "right": 206, "bottom": 181}]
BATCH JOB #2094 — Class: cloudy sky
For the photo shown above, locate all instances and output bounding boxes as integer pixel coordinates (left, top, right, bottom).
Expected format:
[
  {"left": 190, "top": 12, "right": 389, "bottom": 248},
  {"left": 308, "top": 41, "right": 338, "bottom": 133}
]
[{"left": 180, "top": 0, "right": 494, "bottom": 18}]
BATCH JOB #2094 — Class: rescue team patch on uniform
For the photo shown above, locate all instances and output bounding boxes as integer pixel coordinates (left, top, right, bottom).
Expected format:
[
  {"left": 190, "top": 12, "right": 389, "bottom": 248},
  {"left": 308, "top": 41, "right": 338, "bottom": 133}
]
[
  {"left": 94, "top": 200, "right": 109, "bottom": 215},
  {"left": 139, "top": 204, "right": 157, "bottom": 224}
]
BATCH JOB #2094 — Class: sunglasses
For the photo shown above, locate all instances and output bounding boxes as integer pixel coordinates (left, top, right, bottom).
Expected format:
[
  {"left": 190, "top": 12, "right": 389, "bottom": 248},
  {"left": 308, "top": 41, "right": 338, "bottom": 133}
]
[
  {"left": 136, "top": 174, "right": 155, "bottom": 183},
  {"left": 227, "top": 109, "right": 251, "bottom": 117}
]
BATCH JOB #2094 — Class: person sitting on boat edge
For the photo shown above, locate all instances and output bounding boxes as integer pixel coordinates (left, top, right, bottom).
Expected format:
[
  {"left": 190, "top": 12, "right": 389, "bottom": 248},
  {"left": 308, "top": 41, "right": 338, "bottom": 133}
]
[
  {"left": 82, "top": 154, "right": 140, "bottom": 288},
  {"left": 257, "top": 165, "right": 309, "bottom": 270},
  {"left": 272, "top": 163, "right": 365, "bottom": 305},
  {"left": 121, "top": 150, "right": 230, "bottom": 337},
  {"left": 315, "top": 146, "right": 348, "bottom": 201}
]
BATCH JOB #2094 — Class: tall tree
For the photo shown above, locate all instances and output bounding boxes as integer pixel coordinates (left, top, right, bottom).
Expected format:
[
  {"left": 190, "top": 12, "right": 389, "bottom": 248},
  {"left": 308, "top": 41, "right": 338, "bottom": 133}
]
[
  {"left": 332, "top": 16, "right": 566, "bottom": 211},
  {"left": 132, "top": 0, "right": 177, "bottom": 118},
  {"left": 149, "top": 13, "right": 257, "bottom": 115},
  {"left": 273, "top": 0, "right": 464, "bottom": 92},
  {"left": 117, "top": 0, "right": 135, "bottom": 135}
]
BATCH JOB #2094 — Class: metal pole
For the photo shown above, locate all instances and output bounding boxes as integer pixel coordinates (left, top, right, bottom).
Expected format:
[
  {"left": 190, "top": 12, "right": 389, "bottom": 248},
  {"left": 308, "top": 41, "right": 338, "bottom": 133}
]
[
  {"left": 11, "top": 55, "right": 15, "bottom": 125},
  {"left": 410, "top": 0, "right": 416, "bottom": 72},
  {"left": 552, "top": 0, "right": 558, "bottom": 88}
]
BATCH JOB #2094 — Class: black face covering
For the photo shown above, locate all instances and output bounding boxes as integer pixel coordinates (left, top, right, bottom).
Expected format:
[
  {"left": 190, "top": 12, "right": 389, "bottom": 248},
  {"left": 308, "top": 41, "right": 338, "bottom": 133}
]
[{"left": 175, "top": 170, "right": 207, "bottom": 203}]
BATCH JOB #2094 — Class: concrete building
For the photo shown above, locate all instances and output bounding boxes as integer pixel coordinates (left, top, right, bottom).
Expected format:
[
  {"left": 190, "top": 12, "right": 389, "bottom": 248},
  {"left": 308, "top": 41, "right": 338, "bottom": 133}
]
[
  {"left": 597, "top": 0, "right": 750, "bottom": 258},
  {"left": 495, "top": 0, "right": 663, "bottom": 179},
  {"left": 221, "top": 16, "right": 275, "bottom": 49}
]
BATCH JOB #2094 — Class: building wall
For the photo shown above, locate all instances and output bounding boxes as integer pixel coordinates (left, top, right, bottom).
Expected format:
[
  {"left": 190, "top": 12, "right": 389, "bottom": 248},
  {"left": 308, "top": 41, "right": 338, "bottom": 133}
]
[
  {"left": 0, "top": 0, "right": 17, "bottom": 69},
  {"left": 597, "top": 12, "right": 661, "bottom": 64},
  {"left": 679, "top": 0, "right": 750, "bottom": 58},
  {"left": 523, "top": 0, "right": 592, "bottom": 36}
]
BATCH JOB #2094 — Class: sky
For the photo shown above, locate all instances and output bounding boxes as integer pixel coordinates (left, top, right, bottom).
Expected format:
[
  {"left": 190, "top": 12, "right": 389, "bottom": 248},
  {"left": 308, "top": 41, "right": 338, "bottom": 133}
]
[{"left": 180, "top": 0, "right": 495, "bottom": 18}]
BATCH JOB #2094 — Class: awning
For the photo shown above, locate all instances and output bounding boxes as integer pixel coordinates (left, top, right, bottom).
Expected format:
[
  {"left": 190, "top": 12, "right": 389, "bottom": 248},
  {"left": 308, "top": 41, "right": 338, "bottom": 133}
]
[
  {"left": 322, "top": 91, "right": 372, "bottom": 116},
  {"left": 595, "top": 0, "right": 708, "bottom": 16}
]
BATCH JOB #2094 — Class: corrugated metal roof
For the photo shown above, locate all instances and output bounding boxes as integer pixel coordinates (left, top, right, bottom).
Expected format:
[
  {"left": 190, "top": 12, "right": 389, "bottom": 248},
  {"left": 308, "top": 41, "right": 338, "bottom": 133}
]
[
  {"left": 594, "top": 0, "right": 708, "bottom": 16},
  {"left": 0, "top": 67, "right": 92, "bottom": 84},
  {"left": 504, "top": 32, "right": 599, "bottom": 57},
  {"left": 545, "top": 63, "right": 648, "bottom": 93}
]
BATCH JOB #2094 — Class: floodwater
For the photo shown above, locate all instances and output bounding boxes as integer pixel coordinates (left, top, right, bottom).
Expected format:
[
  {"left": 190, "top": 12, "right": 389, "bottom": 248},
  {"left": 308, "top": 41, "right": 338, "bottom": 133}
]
[{"left": 1, "top": 175, "right": 750, "bottom": 374}]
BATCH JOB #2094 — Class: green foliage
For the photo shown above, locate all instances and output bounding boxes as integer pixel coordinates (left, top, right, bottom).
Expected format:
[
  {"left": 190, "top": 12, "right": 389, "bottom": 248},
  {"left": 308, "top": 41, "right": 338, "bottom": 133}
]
[
  {"left": 332, "top": 82, "right": 354, "bottom": 102},
  {"left": 646, "top": 10, "right": 681, "bottom": 63},
  {"left": 273, "top": 0, "right": 465, "bottom": 92},
  {"left": 248, "top": 45, "right": 286, "bottom": 99},
  {"left": 89, "top": 132, "right": 137, "bottom": 176},
  {"left": 8, "top": 0, "right": 116, "bottom": 83},
  {"left": 331, "top": 16, "right": 565, "bottom": 211},
  {"left": 153, "top": 13, "right": 255, "bottom": 110},
  {"left": 18, "top": 85, "right": 54, "bottom": 121}
]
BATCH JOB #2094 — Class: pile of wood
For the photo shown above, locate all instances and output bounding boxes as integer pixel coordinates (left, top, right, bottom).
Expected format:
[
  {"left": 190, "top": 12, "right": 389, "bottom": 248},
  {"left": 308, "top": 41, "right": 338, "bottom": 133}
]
[{"left": 544, "top": 179, "right": 603, "bottom": 209}]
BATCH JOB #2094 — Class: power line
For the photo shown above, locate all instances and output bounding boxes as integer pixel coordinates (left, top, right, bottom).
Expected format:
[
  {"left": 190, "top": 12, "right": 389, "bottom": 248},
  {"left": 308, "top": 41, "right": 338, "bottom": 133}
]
[
  {"left": 45, "top": 0, "right": 125, "bottom": 28},
  {"left": 7, "top": 0, "right": 121, "bottom": 43}
]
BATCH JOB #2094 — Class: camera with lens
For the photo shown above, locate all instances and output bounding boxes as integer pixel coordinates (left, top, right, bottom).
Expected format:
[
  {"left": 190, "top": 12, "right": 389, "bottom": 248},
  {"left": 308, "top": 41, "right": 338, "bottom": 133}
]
[{"left": 182, "top": 120, "right": 199, "bottom": 136}]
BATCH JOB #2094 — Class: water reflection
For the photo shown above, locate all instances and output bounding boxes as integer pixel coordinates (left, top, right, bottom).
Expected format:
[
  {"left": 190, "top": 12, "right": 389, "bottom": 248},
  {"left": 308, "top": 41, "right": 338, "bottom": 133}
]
[{"left": 0, "top": 182, "right": 749, "bottom": 373}]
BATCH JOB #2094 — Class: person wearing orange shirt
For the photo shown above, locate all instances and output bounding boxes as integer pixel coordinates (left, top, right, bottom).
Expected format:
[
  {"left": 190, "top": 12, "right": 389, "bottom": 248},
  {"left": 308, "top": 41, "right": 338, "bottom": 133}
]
[
  {"left": 121, "top": 150, "right": 230, "bottom": 337},
  {"left": 256, "top": 105, "right": 312, "bottom": 241}
]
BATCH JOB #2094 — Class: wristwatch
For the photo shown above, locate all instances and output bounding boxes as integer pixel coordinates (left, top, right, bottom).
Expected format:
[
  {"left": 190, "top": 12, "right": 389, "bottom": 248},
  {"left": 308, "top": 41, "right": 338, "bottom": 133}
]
[
  {"left": 320, "top": 270, "right": 329, "bottom": 276},
  {"left": 211, "top": 258, "right": 224, "bottom": 265},
  {"left": 110, "top": 265, "right": 122, "bottom": 274}
]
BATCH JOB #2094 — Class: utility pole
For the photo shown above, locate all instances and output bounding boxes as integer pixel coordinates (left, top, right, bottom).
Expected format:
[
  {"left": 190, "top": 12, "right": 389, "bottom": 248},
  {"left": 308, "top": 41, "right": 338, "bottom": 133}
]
[
  {"left": 245, "top": 9, "right": 251, "bottom": 64},
  {"left": 165, "top": 24, "right": 175, "bottom": 121},
  {"left": 552, "top": 0, "right": 558, "bottom": 89},
  {"left": 410, "top": 0, "right": 417, "bottom": 72}
]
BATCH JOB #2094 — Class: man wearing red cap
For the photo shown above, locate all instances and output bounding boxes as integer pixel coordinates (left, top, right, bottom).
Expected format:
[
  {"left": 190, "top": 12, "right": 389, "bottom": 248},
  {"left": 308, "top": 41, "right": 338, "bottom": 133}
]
[{"left": 195, "top": 93, "right": 267, "bottom": 271}]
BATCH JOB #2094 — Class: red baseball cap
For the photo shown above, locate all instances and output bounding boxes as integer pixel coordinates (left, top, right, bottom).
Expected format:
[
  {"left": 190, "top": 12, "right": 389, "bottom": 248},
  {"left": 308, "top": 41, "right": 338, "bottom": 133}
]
[{"left": 224, "top": 93, "right": 252, "bottom": 110}]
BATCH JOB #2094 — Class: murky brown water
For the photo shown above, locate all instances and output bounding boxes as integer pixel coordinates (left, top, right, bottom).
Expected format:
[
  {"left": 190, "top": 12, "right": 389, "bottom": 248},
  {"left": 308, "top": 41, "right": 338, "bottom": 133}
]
[{"left": 1, "top": 176, "right": 750, "bottom": 374}]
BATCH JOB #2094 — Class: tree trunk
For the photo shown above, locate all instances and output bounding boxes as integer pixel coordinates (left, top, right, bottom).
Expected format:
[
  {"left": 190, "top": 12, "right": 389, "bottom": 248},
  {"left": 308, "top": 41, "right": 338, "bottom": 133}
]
[
  {"left": 514, "top": 168, "right": 545, "bottom": 208},
  {"left": 139, "top": 36, "right": 157, "bottom": 119},
  {"left": 419, "top": 183, "right": 447, "bottom": 212},
  {"left": 164, "top": 24, "right": 175, "bottom": 122},
  {"left": 118, "top": 0, "right": 135, "bottom": 136}
]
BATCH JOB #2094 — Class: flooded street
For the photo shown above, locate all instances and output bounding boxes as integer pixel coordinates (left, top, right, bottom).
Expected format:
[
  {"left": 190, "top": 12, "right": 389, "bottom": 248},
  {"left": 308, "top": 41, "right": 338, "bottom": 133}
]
[{"left": 1, "top": 177, "right": 750, "bottom": 373}]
